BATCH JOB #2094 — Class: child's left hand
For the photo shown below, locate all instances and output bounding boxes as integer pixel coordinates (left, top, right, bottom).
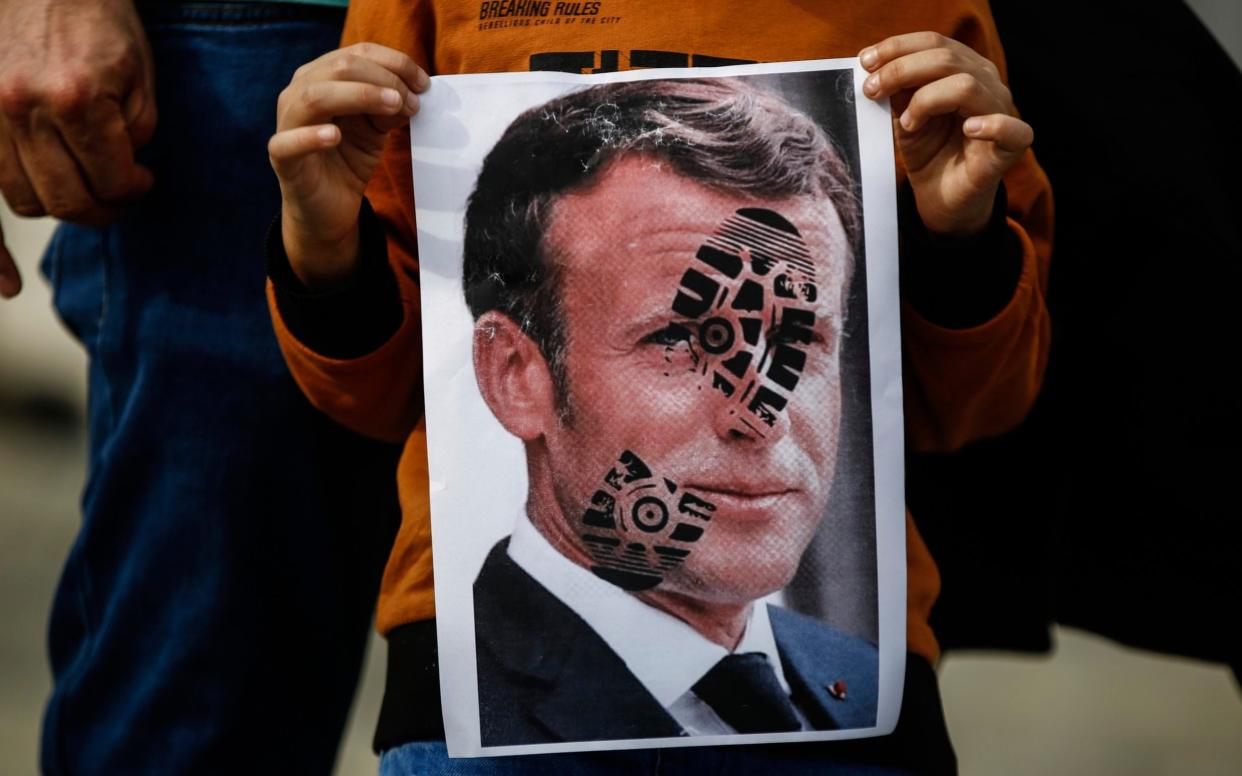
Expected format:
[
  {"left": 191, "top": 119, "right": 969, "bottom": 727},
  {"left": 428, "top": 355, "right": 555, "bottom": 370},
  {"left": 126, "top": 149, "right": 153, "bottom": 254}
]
[{"left": 859, "top": 32, "right": 1033, "bottom": 237}]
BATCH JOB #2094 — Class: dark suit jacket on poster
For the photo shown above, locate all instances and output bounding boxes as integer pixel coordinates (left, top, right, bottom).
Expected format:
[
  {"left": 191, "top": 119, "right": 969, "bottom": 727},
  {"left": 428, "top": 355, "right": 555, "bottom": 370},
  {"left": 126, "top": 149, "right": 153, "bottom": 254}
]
[{"left": 473, "top": 538, "right": 879, "bottom": 746}]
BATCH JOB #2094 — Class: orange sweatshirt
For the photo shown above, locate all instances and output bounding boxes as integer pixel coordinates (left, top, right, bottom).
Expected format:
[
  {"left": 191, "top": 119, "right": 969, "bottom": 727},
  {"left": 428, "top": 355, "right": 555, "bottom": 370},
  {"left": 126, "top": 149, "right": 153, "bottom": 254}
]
[{"left": 268, "top": 0, "right": 1052, "bottom": 668}]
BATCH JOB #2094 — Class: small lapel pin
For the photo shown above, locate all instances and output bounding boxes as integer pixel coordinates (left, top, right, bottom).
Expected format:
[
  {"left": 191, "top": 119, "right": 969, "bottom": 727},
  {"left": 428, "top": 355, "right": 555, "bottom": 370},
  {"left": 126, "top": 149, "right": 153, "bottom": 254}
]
[{"left": 826, "top": 680, "right": 848, "bottom": 701}]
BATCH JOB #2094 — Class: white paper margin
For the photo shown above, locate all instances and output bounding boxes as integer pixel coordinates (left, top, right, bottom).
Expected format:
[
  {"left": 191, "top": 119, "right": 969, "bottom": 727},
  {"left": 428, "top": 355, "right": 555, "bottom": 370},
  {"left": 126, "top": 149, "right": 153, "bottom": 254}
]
[{"left": 410, "top": 57, "right": 906, "bottom": 758}]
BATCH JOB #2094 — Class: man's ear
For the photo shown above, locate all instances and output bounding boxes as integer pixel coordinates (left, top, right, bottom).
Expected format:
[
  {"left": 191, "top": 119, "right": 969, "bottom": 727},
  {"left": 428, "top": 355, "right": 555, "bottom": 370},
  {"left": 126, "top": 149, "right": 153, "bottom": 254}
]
[{"left": 473, "top": 310, "right": 557, "bottom": 441}]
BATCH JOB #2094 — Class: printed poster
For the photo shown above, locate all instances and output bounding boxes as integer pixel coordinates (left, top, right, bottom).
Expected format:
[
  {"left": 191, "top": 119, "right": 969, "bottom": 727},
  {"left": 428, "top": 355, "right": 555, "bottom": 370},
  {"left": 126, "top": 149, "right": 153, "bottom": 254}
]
[{"left": 410, "top": 58, "right": 906, "bottom": 757}]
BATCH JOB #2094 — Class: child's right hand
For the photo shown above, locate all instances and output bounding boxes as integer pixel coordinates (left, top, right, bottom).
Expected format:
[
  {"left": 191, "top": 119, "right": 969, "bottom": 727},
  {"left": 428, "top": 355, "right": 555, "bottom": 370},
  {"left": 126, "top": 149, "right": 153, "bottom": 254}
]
[{"left": 268, "top": 43, "right": 429, "bottom": 290}]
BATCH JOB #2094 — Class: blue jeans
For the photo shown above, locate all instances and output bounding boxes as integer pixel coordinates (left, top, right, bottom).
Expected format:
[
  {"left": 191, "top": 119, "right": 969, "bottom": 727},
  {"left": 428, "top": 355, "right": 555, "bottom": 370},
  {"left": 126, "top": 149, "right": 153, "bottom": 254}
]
[
  {"left": 39, "top": 4, "right": 400, "bottom": 774},
  {"left": 380, "top": 741, "right": 914, "bottom": 775}
]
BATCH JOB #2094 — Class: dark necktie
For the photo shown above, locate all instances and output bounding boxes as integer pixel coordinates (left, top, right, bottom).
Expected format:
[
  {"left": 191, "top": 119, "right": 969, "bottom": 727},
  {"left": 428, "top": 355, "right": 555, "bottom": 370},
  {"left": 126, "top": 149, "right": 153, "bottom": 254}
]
[{"left": 691, "top": 652, "right": 802, "bottom": 733}]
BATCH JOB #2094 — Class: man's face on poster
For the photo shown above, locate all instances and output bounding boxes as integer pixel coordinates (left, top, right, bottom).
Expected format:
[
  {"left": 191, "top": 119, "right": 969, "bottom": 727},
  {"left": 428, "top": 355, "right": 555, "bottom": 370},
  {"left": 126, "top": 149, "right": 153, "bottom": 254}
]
[{"left": 526, "top": 155, "right": 851, "bottom": 606}]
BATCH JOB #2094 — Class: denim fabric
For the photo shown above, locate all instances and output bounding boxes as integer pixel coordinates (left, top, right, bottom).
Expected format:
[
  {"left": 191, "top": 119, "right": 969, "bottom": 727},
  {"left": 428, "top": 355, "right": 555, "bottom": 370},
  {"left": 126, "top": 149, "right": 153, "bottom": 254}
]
[
  {"left": 39, "top": 4, "right": 401, "bottom": 774},
  {"left": 379, "top": 741, "right": 914, "bottom": 776}
]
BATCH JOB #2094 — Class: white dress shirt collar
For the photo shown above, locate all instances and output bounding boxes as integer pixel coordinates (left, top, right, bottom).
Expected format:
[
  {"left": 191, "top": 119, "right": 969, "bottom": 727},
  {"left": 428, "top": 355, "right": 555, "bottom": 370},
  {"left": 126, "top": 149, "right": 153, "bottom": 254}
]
[{"left": 506, "top": 511, "right": 792, "bottom": 709}]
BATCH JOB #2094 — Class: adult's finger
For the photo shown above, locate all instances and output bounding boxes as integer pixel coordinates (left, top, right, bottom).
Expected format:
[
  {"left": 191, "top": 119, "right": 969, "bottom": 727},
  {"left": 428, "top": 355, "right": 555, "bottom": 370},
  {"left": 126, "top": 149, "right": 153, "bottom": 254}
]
[
  {"left": 279, "top": 80, "right": 410, "bottom": 132},
  {"left": 899, "top": 72, "right": 1007, "bottom": 133},
  {"left": 862, "top": 46, "right": 1003, "bottom": 101},
  {"left": 0, "top": 220, "right": 21, "bottom": 298},
  {"left": 859, "top": 31, "right": 977, "bottom": 72},
  {"left": 14, "top": 119, "right": 116, "bottom": 223},
  {"left": 56, "top": 98, "right": 154, "bottom": 203},
  {"left": 963, "top": 113, "right": 1034, "bottom": 154},
  {"left": 0, "top": 135, "right": 45, "bottom": 217},
  {"left": 123, "top": 81, "right": 158, "bottom": 149}
]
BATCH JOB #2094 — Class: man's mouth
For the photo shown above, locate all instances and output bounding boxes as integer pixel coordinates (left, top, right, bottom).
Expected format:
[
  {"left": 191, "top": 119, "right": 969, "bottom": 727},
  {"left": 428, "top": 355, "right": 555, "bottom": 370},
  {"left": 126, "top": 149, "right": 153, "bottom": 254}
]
[{"left": 684, "top": 483, "right": 800, "bottom": 521}]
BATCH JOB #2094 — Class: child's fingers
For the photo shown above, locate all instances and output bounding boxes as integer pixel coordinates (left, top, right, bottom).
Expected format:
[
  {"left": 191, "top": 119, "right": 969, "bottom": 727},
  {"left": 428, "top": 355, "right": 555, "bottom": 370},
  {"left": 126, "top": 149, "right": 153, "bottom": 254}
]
[
  {"left": 963, "top": 113, "right": 1034, "bottom": 154},
  {"left": 279, "top": 80, "right": 405, "bottom": 132},
  {"left": 862, "top": 46, "right": 996, "bottom": 101},
  {"left": 308, "top": 52, "right": 422, "bottom": 116},
  {"left": 340, "top": 42, "right": 431, "bottom": 94},
  {"left": 268, "top": 124, "right": 340, "bottom": 178},
  {"left": 898, "top": 72, "right": 1007, "bottom": 132},
  {"left": 859, "top": 31, "right": 978, "bottom": 72}
]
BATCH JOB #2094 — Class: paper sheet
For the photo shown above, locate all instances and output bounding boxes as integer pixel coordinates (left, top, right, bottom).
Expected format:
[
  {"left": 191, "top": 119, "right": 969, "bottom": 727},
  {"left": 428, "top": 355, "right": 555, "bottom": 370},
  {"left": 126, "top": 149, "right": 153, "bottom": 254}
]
[{"left": 410, "top": 58, "right": 906, "bottom": 757}]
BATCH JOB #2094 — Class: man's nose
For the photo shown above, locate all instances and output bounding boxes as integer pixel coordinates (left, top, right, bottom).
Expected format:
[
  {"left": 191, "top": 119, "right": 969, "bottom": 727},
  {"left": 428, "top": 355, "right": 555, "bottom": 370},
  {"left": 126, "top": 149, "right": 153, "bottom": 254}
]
[{"left": 708, "top": 373, "right": 792, "bottom": 446}]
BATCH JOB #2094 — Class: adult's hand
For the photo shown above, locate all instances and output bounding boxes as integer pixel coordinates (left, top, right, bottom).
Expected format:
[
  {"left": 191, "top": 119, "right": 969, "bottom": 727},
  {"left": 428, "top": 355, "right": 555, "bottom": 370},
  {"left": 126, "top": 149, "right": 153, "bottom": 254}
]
[
  {"left": 0, "top": 0, "right": 157, "bottom": 252},
  {"left": 859, "top": 32, "right": 1033, "bottom": 237},
  {"left": 269, "top": 43, "right": 428, "bottom": 290}
]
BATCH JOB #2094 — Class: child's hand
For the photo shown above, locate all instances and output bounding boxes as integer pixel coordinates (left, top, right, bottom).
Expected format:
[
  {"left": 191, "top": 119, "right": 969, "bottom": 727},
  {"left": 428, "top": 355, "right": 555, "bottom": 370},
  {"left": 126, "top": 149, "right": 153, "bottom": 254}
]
[
  {"left": 269, "top": 43, "right": 429, "bottom": 289},
  {"left": 859, "top": 32, "right": 1033, "bottom": 237}
]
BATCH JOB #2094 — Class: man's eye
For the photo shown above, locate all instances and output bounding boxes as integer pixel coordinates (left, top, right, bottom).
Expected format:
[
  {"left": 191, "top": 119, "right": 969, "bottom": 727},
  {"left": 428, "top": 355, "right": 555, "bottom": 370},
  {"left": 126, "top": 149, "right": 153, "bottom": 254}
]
[
  {"left": 772, "top": 319, "right": 833, "bottom": 348},
  {"left": 772, "top": 327, "right": 816, "bottom": 346},
  {"left": 643, "top": 323, "right": 693, "bottom": 347}
]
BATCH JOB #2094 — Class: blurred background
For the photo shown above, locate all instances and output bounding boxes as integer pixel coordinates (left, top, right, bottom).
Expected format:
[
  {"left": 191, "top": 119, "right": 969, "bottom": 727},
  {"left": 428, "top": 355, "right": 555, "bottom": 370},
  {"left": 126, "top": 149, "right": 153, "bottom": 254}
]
[{"left": 3, "top": 2, "right": 1240, "bottom": 774}]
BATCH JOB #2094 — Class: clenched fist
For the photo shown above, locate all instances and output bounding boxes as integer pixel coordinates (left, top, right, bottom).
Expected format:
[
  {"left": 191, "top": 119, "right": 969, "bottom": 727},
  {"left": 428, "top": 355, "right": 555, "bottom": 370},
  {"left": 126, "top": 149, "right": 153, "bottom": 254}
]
[{"left": 0, "top": 0, "right": 157, "bottom": 298}]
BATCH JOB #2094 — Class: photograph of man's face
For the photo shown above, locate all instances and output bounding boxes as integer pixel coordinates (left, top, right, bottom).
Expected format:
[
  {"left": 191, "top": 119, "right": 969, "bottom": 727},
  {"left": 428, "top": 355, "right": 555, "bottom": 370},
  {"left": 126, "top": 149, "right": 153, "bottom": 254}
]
[
  {"left": 466, "top": 75, "right": 862, "bottom": 615},
  {"left": 535, "top": 156, "right": 851, "bottom": 606}
]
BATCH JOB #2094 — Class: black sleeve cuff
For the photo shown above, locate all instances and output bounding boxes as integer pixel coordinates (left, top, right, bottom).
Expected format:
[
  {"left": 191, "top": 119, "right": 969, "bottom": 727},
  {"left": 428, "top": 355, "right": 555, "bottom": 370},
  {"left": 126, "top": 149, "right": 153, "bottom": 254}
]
[
  {"left": 266, "top": 197, "right": 404, "bottom": 359},
  {"left": 898, "top": 182, "right": 1023, "bottom": 329}
]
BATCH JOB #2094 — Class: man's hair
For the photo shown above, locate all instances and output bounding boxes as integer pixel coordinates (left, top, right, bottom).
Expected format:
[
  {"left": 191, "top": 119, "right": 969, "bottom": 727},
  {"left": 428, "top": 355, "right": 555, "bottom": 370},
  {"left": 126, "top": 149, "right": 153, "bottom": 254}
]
[{"left": 463, "top": 77, "right": 860, "bottom": 399}]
